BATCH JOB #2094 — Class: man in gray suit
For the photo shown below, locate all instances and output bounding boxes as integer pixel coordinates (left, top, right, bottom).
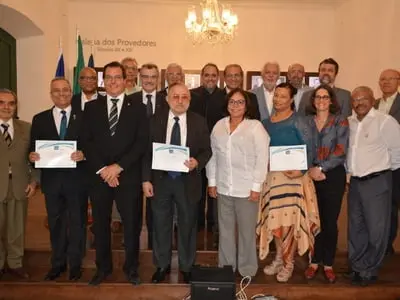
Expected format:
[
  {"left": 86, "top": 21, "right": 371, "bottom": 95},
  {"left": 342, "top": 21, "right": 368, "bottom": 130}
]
[
  {"left": 298, "top": 58, "right": 352, "bottom": 117},
  {"left": 286, "top": 63, "right": 312, "bottom": 111},
  {"left": 375, "top": 69, "right": 400, "bottom": 255},
  {"left": 251, "top": 62, "right": 280, "bottom": 121}
]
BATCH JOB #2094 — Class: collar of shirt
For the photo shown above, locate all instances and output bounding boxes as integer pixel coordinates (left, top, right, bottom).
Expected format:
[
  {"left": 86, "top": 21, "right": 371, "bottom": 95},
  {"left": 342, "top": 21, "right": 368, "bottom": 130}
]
[
  {"left": 82, "top": 92, "right": 98, "bottom": 102},
  {"left": 168, "top": 110, "right": 187, "bottom": 123},
  {"left": 107, "top": 93, "right": 125, "bottom": 103},
  {"left": 380, "top": 92, "right": 398, "bottom": 112},
  {"left": 0, "top": 118, "right": 14, "bottom": 138},
  {"left": 53, "top": 105, "right": 72, "bottom": 116},
  {"left": 143, "top": 90, "right": 157, "bottom": 104},
  {"left": 263, "top": 86, "right": 274, "bottom": 96}
]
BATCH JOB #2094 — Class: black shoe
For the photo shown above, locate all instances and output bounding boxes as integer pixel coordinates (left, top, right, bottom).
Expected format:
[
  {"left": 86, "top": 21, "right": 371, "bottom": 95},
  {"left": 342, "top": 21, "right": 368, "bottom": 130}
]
[
  {"left": 386, "top": 246, "right": 395, "bottom": 256},
  {"left": 88, "top": 270, "right": 111, "bottom": 286},
  {"left": 44, "top": 265, "right": 67, "bottom": 281},
  {"left": 0, "top": 268, "right": 5, "bottom": 280},
  {"left": 151, "top": 266, "right": 171, "bottom": 283},
  {"left": 181, "top": 271, "right": 191, "bottom": 284},
  {"left": 359, "top": 276, "right": 378, "bottom": 287},
  {"left": 126, "top": 269, "right": 141, "bottom": 285},
  {"left": 350, "top": 272, "right": 362, "bottom": 285},
  {"left": 69, "top": 268, "right": 82, "bottom": 281}
]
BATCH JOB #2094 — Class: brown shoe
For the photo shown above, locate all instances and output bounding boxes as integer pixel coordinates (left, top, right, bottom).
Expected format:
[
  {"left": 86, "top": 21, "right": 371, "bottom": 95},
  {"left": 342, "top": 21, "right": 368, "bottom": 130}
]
[
  {"left": 9, "top": 267, "right": 30, "bottom": 279},
  {"left": 111, "top": 221, "right": 122, "bottom": 233}
]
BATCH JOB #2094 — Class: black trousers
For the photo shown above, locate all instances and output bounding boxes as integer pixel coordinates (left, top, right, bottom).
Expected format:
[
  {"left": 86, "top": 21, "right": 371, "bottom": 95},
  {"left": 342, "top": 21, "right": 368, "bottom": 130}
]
[
  {"left": 311, "top": 165, "right": 346, "bottom": 266},
  {"left": 198, "top": 169, "right": 217, "bottom": 230},
  {"left": 388, "top": 168, "right": 400, "bottom": 252},
  {"left": 90, "top": 178, "right": 142, "bottom": 274},
  {"left": 151, "top": 176, "right": 198, "bottom": 272},
  {"left": 44, "top": 185, "right": 87, "bottom": 270}
]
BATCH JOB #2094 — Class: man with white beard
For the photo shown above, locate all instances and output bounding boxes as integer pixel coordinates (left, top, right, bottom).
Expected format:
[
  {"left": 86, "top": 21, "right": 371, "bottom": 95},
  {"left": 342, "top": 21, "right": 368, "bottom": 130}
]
[{"left": 298, "top": 58, "right": 352, "bottom": 117}]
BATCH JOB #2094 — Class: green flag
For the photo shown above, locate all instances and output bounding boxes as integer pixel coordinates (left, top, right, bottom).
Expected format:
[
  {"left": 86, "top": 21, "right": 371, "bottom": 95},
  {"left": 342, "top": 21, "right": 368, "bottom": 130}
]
[{"left": 73, "top": 35, "right": 85, "bottom": 94}]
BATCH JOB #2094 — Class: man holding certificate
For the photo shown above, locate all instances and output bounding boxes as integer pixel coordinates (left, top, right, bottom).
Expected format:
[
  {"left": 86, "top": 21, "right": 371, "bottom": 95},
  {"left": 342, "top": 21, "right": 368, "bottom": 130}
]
[
  {"left": 29, "top": 78, "right": 87, "bottom": 281},
  {"left": 142, "top": 83, "right": 211, "bottom": 284}
]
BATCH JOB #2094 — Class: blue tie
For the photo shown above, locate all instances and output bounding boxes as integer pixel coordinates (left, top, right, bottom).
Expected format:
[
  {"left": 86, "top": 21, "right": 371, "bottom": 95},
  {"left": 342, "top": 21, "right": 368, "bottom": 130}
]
[
  {"left": 169, "top": 116, "right": 181, "bottom": 179},
  {"left": 59, "top": 110, "right": 67, "bottom": 140}
]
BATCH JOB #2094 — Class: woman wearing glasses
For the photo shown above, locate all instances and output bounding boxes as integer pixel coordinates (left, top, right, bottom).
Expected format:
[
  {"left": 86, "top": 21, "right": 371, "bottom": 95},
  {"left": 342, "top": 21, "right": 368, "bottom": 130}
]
[
  {"left": 257, "top": 82, "right": 320, "bottom": 283},
  {"left": 304, "top": 84, "right": 349, "bottom": 283},
  {"left": 206, "top": 88, "right": 270, "bottom": 278}
]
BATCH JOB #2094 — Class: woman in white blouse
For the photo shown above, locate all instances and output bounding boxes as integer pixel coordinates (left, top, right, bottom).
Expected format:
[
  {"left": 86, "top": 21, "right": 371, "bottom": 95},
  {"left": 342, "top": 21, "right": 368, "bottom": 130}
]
[{"left": 206, "top": 88, "right": 270, "bottom": 277}]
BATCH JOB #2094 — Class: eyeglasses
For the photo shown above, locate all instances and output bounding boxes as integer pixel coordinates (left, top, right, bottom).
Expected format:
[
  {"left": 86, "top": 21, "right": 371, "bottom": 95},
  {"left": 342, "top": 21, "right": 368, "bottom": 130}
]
[
  {"left": 314, "top": 95, "right": 331, "bottom": 101},
  {"left": 124, "top": 66, "right": 138, "bottom": 71},
  {"left": 80, "top": 76, "right": 97, "bottom": 81},
  {"left": 104, "top": 75, "right": 124, "bottom": 81},
  {"left": 141, "top": 74, "right": 158, "bottom": 80},
  {"left": 170, "top": 94, "right": 190, "bottom": 101},
  {"left": 167, "top": 73, "right": 183, "bottom": 78},
  {"left": 51, "top": 88, "right": 71, "bottom": 95},
  {"left": 228, "top": 99, "right": 246, "bottom": 106},
  {"left": 352, "top": 97, "right": 370, "bottom": 103},
  {"left": 0, "top": 100, "right": 16, "bottom": 107},
  {"left": 379, "top": 77, "right": 400, "bottom": 82},
  {"left": 225, "top": 74, "right": 242, "bottom": 79}
]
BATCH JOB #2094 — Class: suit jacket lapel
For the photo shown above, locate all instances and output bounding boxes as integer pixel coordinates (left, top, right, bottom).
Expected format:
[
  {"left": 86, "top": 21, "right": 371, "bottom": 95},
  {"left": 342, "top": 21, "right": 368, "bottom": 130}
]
[
  {"left": 10, "top": 119, "right": 21, "bottom": 148},
  {"left": 48, "top": 110, "right": 61, "bottom": 140},
  {"left": 186, "top": 112, "right": 194, "bottom": 148},
  {"left": 389, "top": 93, "right": 400, "bottom": 116},
  {"left": 257, "top": 86, "right": 268, "bottom": 117},
  {"left": 113, "top": 95, "right": 130, "bottom": 137},
  {"left": 155, "top": 94, "right": 165, "bottom": 115},
  {"left": 158, "top": 109, "right": 169, "bottom": 144}
]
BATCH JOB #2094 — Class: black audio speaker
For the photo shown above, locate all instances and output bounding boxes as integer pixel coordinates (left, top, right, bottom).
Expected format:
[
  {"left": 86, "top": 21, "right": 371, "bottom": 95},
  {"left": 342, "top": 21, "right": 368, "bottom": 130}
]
[{"left": 190, "top": 266, "right": 236, "bottom": 300}]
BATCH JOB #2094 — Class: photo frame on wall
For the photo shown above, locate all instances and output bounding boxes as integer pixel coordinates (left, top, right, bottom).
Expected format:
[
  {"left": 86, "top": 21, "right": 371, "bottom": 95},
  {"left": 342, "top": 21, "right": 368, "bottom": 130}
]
[
  {"left": 246, "top": 71, "right": 319, "bottom": 90},
  {"left": 161, "top": 69, "right": 225, "bottom": 90},
  {"left": 94, "top": 67, "right": 142, "bottom": 92}
]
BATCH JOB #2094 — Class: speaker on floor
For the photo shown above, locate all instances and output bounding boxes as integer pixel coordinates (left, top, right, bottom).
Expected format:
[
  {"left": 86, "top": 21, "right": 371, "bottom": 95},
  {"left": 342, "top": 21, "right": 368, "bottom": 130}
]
[{"left": 190, "top": 265, "right": 236, "bottom": 300}]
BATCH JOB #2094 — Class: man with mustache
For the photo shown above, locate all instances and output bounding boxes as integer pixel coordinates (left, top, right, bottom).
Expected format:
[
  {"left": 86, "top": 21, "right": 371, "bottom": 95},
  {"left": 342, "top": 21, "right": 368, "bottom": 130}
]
[
  {"left": 347, "top": 86, "right": 400, "bottom": 286},
  {"left": 286, "top": 63, "right": 312, "bottom": 111},
  {"left": 298, "top": 58, "right": 352, "bottom": 117},
  {"left": 251, "top": 62, "right": 280, "bottom": 121},
  {"left": 375, "top": 69, "right": 400, "bottom": 256}
]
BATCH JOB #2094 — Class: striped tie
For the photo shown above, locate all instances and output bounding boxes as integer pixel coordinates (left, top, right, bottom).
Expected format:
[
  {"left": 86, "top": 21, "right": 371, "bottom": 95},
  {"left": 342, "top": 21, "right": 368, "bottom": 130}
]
[
  {"left": 1, "top": 123, "right": 12, "bottom": 147},
  {"left": 109, "top": 98, "right": 119, "bottom": 136}
]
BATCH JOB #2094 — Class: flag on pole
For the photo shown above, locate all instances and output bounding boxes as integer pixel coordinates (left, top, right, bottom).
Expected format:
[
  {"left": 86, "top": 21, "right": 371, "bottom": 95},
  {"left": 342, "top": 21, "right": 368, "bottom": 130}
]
[
  {"left": 73, "top": 34, "right": 85, "bottom": 94},
  {"left": 88, "top": 53, "right": 95, "bottom": 68},
  {"left": 55, "top": 51, "right": 65, "bottom": 77}
]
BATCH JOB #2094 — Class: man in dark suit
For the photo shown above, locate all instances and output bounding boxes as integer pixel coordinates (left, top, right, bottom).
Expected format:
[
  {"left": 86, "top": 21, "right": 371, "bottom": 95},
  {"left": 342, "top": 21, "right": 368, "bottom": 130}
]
[
  {"left": 129, "top": 63, "right": 167, "bottom": 250},
  {"left": 29, "top": 78, "right": 87, "bottom": 281},
  {"left": 375, "top": 68, "right": 400, "bottom": 255},
  {"left": 81, "top": 61, "right": 148, "bottom": 286},
  {"left": 71, "top": 67, "right": 98, "bottom": 112},
  {"left": 143, "top": 82, "right": 211, "bottom": 284},
  {"left": 298, "top": 58, "right": 352, "bottom": 117},
  {"left": 0, "top": 89, "right": 38, "bottom": 280},
  {"left": 222, "top": 64, "right": 260, "bottom": 120},
  {"left": 189, "top": 63, "right": 224, "bottom": 238}
]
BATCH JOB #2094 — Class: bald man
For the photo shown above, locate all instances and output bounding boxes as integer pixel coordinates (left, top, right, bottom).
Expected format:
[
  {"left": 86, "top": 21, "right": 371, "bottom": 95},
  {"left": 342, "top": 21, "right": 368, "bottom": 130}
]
[
  {"left": 71, "top": 67, "right": 98, "bottom": 112},
  {"left": 375, "top": 69, "right": 400, "bottom": 255},
  {"left": 286, "top": 63, "right": 312, "bottom": 111},
  {"left": 347, "top": 86, "right": 400, "bottom": 286}
]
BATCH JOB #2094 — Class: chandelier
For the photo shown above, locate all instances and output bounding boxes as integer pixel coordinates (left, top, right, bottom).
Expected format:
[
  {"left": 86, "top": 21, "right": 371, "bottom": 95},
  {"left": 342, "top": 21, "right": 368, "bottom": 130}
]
[{"left": 185, "top": 0, "right": 238, "bottom": 45}]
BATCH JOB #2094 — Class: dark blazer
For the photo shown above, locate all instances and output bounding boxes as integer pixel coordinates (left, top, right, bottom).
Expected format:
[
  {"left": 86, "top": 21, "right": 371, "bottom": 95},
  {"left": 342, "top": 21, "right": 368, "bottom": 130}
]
[
  {"left": 130, "top": 91, "right": 167, "bottom": 116},
  {"left": 190, "top": 86, "right": 226, "bottom": 132},
  {"left": 142, "top": 109, "right": 211, "bottom": 202},
  {"left": 80, "top": 94, "right": 149, "bottom": 183},
  {"left": 30, "top": 107, "right": 85, "bottom": 194},
  {"left": 71, "top": 93, "right": 82, "bottom": 112},
  {"left": 221, "top": 88, "right": 261, "bottom": 120},
  {"left": 298, "top": 87, "right": 352, "bottom": 117},
  {"left": 374, "top": 93, "right": 400, "bottom": 123}
]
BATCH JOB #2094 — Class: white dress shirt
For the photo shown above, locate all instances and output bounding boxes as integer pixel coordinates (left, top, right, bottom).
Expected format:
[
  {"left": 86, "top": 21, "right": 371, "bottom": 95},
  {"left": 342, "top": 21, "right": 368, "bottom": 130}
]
[
  {"left": 166, "top": 110, "right": 187, "bottom": 146},
  {"left": 0, "top": 118, "right": 14, "bottom": 139},
  {"left": 378, "top": 92, "right": 397, "bottom": 114},
  {"left": 52, "top": 106, "right": 72, "bottom": 135},
  {"left": 106, "top": 93, "right": 125, "bottom": 118},
  {"left": 206, "top": 117, "right": 270, "bottom": 197},
  {"left": 347, "top": 108, "right": 400, "bottom": 176},
  {"left": 142, "top": 90, "right": 157, "bottom": 115},
  {"left": 263, "top": 86, "right": 275, "bottom": 115},
  {"left": 81, "top": 92, "right": 98, "bottom": 111}
]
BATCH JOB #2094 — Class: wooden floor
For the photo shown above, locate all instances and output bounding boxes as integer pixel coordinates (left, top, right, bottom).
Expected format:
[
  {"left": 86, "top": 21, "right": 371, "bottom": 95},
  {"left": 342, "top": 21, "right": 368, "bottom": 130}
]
[{"left": 1, "top": 190, "right": 400, "bottom": 300}]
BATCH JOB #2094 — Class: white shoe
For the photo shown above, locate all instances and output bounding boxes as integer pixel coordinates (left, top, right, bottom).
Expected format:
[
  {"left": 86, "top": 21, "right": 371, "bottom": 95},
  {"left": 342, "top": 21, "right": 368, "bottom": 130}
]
[
  {"left": 263, "top": 259, "right": 283, "bottom": 275},
  {"left": 276, "top": 264, "right": 294, "bottom": 282}
]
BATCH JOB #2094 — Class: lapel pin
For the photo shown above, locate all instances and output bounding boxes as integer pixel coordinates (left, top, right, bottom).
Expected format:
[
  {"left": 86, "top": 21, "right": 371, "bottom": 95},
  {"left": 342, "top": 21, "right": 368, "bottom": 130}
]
[{"left": 73, "top": 114, "right": 76, "bottom": 120}]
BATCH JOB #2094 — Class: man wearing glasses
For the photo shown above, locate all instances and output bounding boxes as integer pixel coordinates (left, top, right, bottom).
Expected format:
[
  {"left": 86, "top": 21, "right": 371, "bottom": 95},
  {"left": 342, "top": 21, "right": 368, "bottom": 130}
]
[
  {"left": 81, "top": 61, "right": 149, "bottom": 286},
  {"left": 71, "top": 67, "right": 98, "bottom": 112}
]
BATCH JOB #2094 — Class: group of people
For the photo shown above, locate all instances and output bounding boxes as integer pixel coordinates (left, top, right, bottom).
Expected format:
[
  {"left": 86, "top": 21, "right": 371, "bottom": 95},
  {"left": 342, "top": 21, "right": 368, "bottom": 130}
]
[{"left": 0, "top": 56, "right": 399, "bottom": 288}]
